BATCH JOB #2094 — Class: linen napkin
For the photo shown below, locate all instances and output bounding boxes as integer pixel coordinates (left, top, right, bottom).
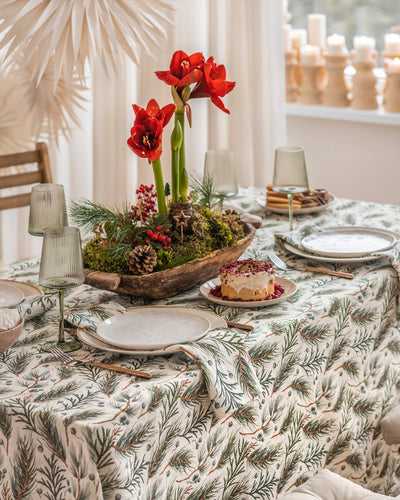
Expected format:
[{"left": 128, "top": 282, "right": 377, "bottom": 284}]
[
  {"left": 65, "top": 302, "right": 262, "bottom": 418},
  {"left": 4, "top": 294, "right": 57, "bottom": 321}
]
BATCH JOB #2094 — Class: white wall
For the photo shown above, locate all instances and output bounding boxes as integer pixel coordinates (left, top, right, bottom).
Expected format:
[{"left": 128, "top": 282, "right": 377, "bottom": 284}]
[{"left": 287, "top": 115, "right": 400, "bottom": 205}]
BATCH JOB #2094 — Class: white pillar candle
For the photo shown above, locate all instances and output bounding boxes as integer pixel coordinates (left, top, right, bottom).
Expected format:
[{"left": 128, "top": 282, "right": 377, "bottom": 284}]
[
  {"left": 353, "top": 36, "right": 375, "bottom": 61},
  {"left": 387, "top": 57, "right": 400, "bottom": 73},
  {"left": 326, "top": 34, "right": 347, "bottom": 55},
  {"left": 284, "top": 24, "right": 293, "bottom": 52},
  {"left": 291, "top": 29, "right": 307, "bottom": 50},
  {"left": 300, "top": 45, "right": 320, "bottom": 65},
  {"left": 385, "top": 33, "right": 400, "bottom": 55},
  {"left": 308, "top": 13, "right": 326, "bottom": 47}
]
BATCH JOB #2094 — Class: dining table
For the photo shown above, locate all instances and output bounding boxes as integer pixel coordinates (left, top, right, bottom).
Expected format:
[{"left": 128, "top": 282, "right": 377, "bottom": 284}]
[{"left": 1, "top": 186, "right": 400, "bottom": 500}]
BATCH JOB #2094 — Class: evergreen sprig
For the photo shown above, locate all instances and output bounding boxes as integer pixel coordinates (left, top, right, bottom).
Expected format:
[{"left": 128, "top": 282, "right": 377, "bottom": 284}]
[
  {"left": 189, "top": 171, "right": 218, "bottom": 210},
  {"left": 70, "top": 198, "right": 134, "bottom": 238}
]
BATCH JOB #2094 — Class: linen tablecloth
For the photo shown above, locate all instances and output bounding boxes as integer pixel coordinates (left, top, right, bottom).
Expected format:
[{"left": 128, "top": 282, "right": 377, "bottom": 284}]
[{"left": 0, "top": 188, "right": 399, "bottom": 499}]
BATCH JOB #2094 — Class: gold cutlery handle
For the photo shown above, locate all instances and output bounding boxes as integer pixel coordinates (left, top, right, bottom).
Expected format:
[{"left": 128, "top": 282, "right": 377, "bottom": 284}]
[
  {"left": 227, "top": 320, "right": 254, "bottom": 331},
  {"left": 304, "top": 266, "right": 354, "bottom": 279},
  {"left": 87, "top": 361, "right": 151, "bottom": 378}
]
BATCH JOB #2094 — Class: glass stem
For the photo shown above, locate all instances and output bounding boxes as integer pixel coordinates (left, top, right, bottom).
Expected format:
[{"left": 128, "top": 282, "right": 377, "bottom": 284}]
[
  {"left": 218, "top": 197, "right": 224, "bottom": 213},
  {"left": 287, "top": 193, "right": 294, "bottom": 231},
  {"left": 58, "top": 288, "right": 65, "bottom": 344}
]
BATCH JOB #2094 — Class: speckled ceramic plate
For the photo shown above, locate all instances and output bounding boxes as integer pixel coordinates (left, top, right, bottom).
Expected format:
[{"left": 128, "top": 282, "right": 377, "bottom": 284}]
[
  {"left": 0, "top": 282, "right": 24, "bottom": 307},
  {"left": 0, "top": 280, "right": 43, "bottom": 299},
  {"left": 200, "top": 276, "right": 297, "bottom": 308},
  {"left": 96, "top": 306, "right": 218, "bottom": 350},
  {"left": 301, "top": 227, "right": 397, "bottom": 257},
  {"left": 77, "top": 309, "right": 227, "bottom": 355}
]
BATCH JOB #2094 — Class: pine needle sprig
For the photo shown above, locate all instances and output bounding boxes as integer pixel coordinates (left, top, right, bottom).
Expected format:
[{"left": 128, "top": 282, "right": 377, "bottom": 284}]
[
  {"left": 69, "top": 198, "right": 136, "bottom": 241},
  {"left": 11, "top": 437, "right": 37, "bottom": 500},
  {"left": 37, "top": 454, "right": 68, "bottom": 499},
  {"left": 189, "top": 171, "right": 218, "bottom": 210}
]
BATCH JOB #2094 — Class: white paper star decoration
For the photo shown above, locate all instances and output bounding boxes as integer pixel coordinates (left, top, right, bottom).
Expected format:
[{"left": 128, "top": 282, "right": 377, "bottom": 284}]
[{"left": 0, "top": 0, "right": 175, "bottom": 88}]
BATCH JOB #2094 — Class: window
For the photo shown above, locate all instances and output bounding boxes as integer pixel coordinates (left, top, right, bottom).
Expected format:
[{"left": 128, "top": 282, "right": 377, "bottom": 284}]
[{"left": 289, "top": 0, "right": 400, "bottom": 57}]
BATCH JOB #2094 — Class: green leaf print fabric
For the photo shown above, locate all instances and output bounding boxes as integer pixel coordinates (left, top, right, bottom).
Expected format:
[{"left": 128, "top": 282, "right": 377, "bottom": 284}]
[{"left": 0, "top": 191, "right": 399, "bottom": 499}]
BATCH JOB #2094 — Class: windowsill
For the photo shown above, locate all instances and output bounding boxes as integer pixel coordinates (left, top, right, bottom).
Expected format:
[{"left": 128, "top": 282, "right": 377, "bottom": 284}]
[{"left": 286, "top": 102, "right": 400, "bottom": 127}]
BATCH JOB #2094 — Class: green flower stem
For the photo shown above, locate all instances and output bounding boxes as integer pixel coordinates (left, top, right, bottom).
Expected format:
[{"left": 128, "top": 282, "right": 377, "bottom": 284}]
[
  {"left": 171, "top": 121, "right": 183, "bottom": 203},
  {"left": 152, "top": 158, "right": 167, "bottom": 214},
  {"left": 175, "top": 110, "right": 188, "bottom": 201}
]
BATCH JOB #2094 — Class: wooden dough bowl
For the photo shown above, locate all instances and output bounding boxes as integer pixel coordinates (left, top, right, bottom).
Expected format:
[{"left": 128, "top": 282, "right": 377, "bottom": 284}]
[{"left": 84, "top": 223, "right": 256, "bottom": 299}]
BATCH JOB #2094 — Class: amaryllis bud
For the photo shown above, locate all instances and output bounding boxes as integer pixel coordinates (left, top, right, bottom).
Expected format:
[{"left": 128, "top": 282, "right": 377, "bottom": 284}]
[{"left": 171, "top": 120, "right": 183, "bottom": 151}]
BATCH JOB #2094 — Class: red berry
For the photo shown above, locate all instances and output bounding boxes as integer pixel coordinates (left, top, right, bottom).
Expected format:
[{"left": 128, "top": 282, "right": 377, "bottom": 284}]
[
  {"left": 165, "top": 228, "right": 170, "bottom": 233},
  {"left": 146, "top": 230, "right": 152, "bottom": 236},
  {"left": 156, "top": 225, "right": 162, "bottom": 232},
  {"left": 151, "top": 234, "right": 158, "bottom": 241}
]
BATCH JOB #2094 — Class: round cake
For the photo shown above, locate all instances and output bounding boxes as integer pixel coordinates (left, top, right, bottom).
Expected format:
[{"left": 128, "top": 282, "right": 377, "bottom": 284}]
[{"left": 220, "top": 259, "right": 275, "bottom": 301}]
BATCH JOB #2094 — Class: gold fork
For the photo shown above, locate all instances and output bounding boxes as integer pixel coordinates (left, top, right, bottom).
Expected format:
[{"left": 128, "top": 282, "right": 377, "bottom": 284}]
[{"left": 50, "top": 346, "right": 151, "bottom": 378}]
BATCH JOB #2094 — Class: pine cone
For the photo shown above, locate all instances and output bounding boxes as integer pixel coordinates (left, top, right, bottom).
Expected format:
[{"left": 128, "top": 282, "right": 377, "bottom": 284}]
[{"left": 127, "top": 246, "right": 157, "bottom": 275}]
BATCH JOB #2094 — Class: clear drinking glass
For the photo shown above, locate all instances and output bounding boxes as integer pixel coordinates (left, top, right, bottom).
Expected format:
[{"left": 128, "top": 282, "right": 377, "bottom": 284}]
[
  {"left": 28, "top": 183, "right": 68, "bottom": 236},
  {"left": 272, "top": 146, "right": 309, "bottom": 231},
  {"left": 204, "top": 150, "right": 238, "bottom": 211},
  {"left": 39, "top": 227, "right": 84, "bottom": 352}
]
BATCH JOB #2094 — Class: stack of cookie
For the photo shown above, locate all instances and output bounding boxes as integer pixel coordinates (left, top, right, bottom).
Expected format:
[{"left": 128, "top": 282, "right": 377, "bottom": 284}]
[{"left": 266, "top": 185, "right": 329, "bottom": 209}]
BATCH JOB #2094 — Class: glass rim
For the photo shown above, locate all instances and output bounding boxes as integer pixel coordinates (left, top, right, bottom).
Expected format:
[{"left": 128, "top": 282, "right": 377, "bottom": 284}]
[
  {"left": 31, "top": 183, "right": 65, "bottom": 192},
  {"left": 275, "top": 146, "right": 304, "bottom": 153},
  {"left": 42, "top": 226, "right": 80, "bottom": 237}
]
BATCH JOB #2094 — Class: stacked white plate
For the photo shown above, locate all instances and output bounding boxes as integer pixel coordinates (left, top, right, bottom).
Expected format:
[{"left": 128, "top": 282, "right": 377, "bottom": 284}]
[
  {"left": 285, "top": 226, "right": 398, "bottom": 264},
  {"left": 77, "top": 306, "right": 226, "bottom": 356},
  {"left": 0, "top": 280, "right": 43, "bottom": 307}
]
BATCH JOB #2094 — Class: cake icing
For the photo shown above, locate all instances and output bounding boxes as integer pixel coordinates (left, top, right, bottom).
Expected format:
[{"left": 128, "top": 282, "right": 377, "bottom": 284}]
[{"left": 220, "top": 259, "right": 275, "bottom": 301}]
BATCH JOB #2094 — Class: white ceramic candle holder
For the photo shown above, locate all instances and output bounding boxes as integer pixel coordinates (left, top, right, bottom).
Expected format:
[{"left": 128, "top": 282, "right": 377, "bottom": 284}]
[
  {"left": 285, "top": 51, "right": 300, "bottom": 102},
  {"left": 323, "top": 53, "right": 350, "bottom": 107},
  {"left": 350, "top": 50, "right": 378, "bottom": 110}
]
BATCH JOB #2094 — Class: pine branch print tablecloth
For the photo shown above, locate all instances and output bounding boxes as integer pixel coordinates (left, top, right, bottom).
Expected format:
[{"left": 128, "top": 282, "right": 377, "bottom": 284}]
[{"left": 0, "top": 191, "right": 399, "bottom": 499}]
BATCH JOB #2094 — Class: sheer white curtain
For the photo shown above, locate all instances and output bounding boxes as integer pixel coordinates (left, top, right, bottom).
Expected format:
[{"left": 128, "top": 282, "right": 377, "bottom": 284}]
[{"left": 1, "top": 0, "right": 285, "bottom": 265}]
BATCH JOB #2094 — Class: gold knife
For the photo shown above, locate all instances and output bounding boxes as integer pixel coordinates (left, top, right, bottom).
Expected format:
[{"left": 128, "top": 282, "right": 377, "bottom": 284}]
[{"left": 79, "top": 359, "right": 151, "bottom": 378}]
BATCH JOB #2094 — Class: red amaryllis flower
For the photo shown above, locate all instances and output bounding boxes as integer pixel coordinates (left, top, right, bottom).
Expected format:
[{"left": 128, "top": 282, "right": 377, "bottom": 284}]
[
  {"left": 190, "top": 57, "right": 235, "bottom": 113},
  {"left": 155, "top": 50, "right": 204, "bottom": 88},
  {"left": 127, "top": 99, "right": 175, "bottom": 162}
]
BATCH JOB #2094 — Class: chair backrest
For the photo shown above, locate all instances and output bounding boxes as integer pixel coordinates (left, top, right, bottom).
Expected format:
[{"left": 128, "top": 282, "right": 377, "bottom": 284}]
[{"left": 0, "top": 142, "right": 53, "bottom": 210}]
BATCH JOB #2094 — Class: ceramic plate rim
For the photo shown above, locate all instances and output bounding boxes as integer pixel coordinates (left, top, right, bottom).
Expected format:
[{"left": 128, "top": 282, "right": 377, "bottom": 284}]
[
  {"left": 96, "top": 306, "right": 217, "bottom": 350},
  {"left": 0, "top": 279, "right": 43, "bottom": 298},
  {"left": 0, "top": 282, "right": 24, "bottom": 307},
  {"left": 284, "top": 242, "right": 389, "bottom": 264},
  {"left": 301, "top": 226, "right": 397, "bottom": 257},
  {"left": 77, "top": 309, "right": 227, "bottom": 356},
  {"left": 200, "top": 276, "right": 297, "bottom": 308},
  {"left": 256, "top": 193, "right": 335, "bottom": 215}
]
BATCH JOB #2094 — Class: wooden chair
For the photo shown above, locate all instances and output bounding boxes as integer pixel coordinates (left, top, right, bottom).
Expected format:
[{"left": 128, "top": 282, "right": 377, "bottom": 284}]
[{"left": 0, "top": 142, "right": 53, "bottom": 210}]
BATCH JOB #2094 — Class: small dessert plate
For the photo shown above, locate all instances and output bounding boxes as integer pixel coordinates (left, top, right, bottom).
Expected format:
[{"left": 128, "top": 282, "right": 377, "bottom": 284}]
[
  {"left": 200, "top": 276, "right": 297, "bottom": 308},
  {"left": 0, "top": 282, "right": 24, "bottom": 307}
]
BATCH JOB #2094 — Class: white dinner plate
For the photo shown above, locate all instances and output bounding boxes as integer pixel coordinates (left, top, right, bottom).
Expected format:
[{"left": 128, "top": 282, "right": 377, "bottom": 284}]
[
  {"left": 0, "top": 282, "right": 24, "bottom": 307},
  {"left": 200, "top": 276, "right": 297, "bottom": 308},
  {"left": 96, "top": 306, "right": 214, "bottom": 350},
  {"left": 77, "top": 310, "right": 227, "bottom": 355},
  {"left": 0, "top": 279, "right": 43, "bottom": 299},
  {"left": 284, "top": 242, "right": 390, "bottom": 264},
  {"left": 256, "top": 193, "right": 335, "bottom": 215},
  {"left": 301, "top": 227, "right": 397, "bottom": 258}
]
